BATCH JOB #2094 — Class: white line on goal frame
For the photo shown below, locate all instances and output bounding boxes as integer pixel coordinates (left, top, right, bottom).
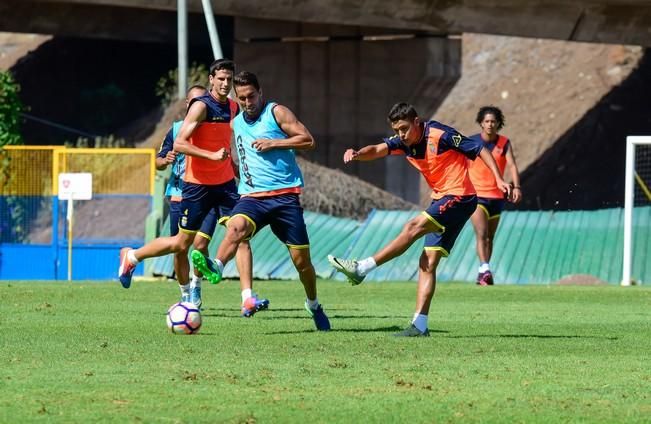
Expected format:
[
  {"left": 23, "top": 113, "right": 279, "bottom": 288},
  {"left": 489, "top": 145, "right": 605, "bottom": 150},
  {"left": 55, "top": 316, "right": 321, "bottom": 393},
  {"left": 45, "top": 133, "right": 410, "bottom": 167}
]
[{"left": 622, "top": 136, "right": 651, "bottom": 286}]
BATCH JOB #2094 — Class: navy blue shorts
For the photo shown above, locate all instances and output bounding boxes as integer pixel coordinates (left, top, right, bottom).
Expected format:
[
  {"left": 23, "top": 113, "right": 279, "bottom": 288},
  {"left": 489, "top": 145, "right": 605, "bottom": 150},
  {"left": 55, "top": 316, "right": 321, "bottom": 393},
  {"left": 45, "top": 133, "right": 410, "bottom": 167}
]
[
  {"left": 169, "top": 200, "right": 182, "bottom": 237},
  {"left": 477, "top": 197, "right": 505, "bottom": 219},
  {"left": 179, "top": 180, "right": 239, "bottom": 234},
  {"left": 422, "top": 194, "right": 477, "bottom": 257},
  {"left": 196, "top": 207, "right": 231, "bottom": 241},
  {"left": 230, "top": 193, "right": 309, "bottom": 248}
]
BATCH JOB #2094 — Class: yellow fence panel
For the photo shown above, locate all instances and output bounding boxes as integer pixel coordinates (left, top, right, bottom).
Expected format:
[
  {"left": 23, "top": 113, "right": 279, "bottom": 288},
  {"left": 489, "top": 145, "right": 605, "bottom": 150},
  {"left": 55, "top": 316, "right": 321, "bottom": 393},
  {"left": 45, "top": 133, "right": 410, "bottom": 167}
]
[
  {"left": 1, "top": 146, "right": 156, "bottom": 243},
  {"left": 1, "top": 146, "right": 58, "bottom": 196},
  {"left": 53, "top": 148, "right": 155, "bottom": 196},
  {"left": 1, "top": 146, "right": 155, "bottom": 196}
]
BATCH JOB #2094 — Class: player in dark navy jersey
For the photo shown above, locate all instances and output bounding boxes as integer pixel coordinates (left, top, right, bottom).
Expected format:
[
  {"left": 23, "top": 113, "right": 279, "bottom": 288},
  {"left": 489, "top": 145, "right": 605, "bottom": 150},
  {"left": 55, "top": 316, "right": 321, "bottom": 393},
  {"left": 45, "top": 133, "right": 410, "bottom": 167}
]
[
  {"left": 467, "top": 106, "right": 522, "bottom": 286},
  {"left": 329, "top": 102, "right": 511, "bottom": 337}
]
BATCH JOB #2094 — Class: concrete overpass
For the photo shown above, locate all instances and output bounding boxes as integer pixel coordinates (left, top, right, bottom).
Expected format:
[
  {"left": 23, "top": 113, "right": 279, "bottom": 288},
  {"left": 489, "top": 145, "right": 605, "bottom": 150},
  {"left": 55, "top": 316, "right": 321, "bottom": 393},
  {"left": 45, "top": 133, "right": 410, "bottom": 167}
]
[
  {"left": 2, "top": 0, "right": 651, "bottom": 46},
  {"left": 3, "top": 0, "right": 649, "bottom": 202}
]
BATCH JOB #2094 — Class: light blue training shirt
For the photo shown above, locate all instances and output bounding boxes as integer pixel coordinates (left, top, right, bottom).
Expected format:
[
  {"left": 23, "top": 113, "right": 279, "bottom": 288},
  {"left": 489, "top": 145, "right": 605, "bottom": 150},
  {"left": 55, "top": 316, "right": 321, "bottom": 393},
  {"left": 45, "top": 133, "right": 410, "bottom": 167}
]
[
  {"left": 232, "top": 102, "right": 304, "bottom": 195},
  {"left": 161, "top": 120, "right": 184, "bottom": 198}
]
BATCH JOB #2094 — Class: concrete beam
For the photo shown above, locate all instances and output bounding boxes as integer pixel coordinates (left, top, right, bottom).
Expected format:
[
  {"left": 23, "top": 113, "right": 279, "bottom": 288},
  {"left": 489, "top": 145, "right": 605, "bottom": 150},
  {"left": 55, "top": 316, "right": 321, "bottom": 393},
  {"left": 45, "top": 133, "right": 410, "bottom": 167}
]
[
  {"left": 23, "top": 0, "right": 651, "bottom": 46},
  {"left": 0, "top": 0, "right": 212, "bottom": 43}
]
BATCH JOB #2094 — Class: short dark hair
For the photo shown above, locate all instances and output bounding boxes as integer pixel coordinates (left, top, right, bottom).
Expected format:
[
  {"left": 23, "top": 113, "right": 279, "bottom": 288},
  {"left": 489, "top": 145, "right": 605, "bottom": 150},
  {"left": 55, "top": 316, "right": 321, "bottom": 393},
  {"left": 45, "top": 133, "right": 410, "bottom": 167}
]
[
  {"left": 186, "top": 84, "right": 206, "bottom": 95},
  {"left": 209, "top": 58, "right": 235, "bottom": 75},
  {"left": 476, "top": 106, "right": 505, "bottom": 130},
  {"left": 387, "top": 102, "right": 418, "bottom": 123},
  {"left": 233, "top": 71, "right": 260, "bottom": 91}
]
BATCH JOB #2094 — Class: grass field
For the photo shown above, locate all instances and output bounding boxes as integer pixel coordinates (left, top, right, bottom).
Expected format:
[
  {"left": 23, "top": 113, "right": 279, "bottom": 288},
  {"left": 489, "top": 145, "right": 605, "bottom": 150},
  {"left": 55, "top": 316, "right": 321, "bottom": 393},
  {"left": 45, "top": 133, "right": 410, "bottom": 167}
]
[{"left": 1, "top": 280, "right": 650, "bottom": 423}]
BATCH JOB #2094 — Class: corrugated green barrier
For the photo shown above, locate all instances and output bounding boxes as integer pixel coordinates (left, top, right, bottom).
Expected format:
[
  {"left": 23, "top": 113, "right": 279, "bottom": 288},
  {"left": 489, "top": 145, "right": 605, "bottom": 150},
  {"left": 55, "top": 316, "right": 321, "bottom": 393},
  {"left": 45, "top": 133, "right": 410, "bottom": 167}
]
[{"left": 150, "top": 206, "right": 651, "bottom": 285}]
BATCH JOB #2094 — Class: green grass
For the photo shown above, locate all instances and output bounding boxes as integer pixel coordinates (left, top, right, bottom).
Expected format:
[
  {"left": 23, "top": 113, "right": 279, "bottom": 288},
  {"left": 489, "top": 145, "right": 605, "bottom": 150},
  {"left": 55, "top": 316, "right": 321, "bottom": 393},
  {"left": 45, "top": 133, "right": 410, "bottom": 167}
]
[{"left": 1, "top": 280, "right": 650, "bottom": 423}]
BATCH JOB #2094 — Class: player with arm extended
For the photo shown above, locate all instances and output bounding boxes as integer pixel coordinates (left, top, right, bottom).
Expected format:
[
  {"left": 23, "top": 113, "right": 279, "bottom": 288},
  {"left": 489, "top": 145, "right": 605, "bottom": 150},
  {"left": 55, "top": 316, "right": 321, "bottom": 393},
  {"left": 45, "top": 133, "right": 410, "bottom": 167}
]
[
  {"left": 467, "top": 106, "right": 522, "bottom": 286},
  {"left": 190, "top": 71, "right": 330, "bottom": 330},
  {"left": 119, "top": 60, "right": 268, "bottom": 315},
  {"left": 327, "top": 102, "right": 510, "bottom": 337}
]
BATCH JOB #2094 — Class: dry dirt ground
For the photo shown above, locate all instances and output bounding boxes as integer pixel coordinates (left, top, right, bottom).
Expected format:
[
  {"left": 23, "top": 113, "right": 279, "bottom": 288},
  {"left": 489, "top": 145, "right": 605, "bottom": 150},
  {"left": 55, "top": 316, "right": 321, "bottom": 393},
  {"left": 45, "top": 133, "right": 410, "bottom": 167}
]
[
  {"left": 0, "top": 32, "right": 50, "bottom": 69},
  {"left": 554, "top": 274, "right": 608, "bottom": 286},
  {"left": 431, "top": 33, "right": 643, "bottom": 207}
]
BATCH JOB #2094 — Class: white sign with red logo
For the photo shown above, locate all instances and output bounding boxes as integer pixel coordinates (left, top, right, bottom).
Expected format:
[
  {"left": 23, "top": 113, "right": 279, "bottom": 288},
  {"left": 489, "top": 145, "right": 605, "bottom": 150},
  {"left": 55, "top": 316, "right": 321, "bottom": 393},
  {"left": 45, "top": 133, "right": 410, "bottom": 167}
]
[{"left": 58, "top": 173, "right": 93, "bottom": 200}]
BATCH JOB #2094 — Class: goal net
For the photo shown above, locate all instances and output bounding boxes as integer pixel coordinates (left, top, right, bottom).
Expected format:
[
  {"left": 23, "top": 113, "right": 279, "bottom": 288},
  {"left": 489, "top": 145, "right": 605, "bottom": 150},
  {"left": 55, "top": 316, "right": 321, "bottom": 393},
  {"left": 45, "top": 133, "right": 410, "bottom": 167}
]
[{"left": 622, "top": 136, "right": 651, "bottom": 286}]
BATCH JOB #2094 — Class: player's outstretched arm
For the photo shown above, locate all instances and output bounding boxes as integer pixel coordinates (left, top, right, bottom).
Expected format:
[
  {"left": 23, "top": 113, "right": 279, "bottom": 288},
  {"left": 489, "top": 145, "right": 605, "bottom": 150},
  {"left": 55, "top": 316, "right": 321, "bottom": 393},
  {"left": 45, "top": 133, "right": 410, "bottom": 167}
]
[
  {"left": 251, "top": 105, "right": 315, "bottom": 152},
  {"left": 479, "top": 147, "right": 512, "bottom": 198},
  {"left": 343, "top": 143, "right": 389, "bottom": 163},
  {"left": 174, "top": 101, "right": 229, "bottom": 161},
  {"left": 505, "top": 144, "right": 522, "bottom": 203}
]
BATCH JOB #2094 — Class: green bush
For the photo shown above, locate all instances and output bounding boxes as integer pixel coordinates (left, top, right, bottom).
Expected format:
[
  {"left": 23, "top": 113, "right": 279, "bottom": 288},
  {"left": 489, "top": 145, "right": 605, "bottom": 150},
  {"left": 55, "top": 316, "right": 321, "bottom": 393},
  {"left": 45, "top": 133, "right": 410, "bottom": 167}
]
[
  {"left": 155, "top": 62, "right": 209, "bottom": 106},
  {"left": 0, "top": 71, "right": 23, "bottom": 148}
]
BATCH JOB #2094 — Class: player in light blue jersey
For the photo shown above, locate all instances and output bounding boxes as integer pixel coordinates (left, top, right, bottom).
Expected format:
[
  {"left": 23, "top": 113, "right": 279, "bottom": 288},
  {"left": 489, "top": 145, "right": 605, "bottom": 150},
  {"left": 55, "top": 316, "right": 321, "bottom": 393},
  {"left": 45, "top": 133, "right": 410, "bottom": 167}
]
[
  {"left": 191, "top": 71, "right": 330, "bottom": 330},
  {"left": 152, "top": 82, "right": 267, "bottom": 314}
]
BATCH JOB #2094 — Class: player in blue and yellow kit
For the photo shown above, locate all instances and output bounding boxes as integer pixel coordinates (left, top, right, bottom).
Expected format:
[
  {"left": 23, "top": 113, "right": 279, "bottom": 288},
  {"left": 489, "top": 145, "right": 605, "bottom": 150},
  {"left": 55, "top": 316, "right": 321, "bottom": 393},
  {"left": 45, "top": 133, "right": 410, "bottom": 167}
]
[
  {"left": 119, "top": 60, "right": 268, "bottom": 316},
  {"left": 467, "top": 106, "right": 522, "bottom": 285},
  {"left": 191, "top": 71, "right": 330, "bottom": 331},
  {"left": 328, "top": 102, "right": 511, "bottom": 337}
]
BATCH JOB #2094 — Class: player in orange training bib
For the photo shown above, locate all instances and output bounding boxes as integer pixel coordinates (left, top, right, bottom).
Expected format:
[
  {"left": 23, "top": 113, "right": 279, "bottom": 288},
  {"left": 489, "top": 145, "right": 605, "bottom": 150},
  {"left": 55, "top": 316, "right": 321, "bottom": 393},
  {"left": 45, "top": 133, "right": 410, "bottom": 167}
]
[{"left": 467, "top": 106, "right": 522, "bottom": 286}]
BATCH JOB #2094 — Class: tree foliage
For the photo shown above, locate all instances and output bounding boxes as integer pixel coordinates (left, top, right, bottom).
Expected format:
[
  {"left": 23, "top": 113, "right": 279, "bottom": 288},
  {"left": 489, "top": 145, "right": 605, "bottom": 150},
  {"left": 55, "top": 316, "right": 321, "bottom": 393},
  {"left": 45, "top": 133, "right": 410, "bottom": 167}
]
[
  {"left": 0, "top": 71, "right": 23, "bottom": 147},
  {"left": 155, "top": 63, "right": 209, "bottom": 107}
]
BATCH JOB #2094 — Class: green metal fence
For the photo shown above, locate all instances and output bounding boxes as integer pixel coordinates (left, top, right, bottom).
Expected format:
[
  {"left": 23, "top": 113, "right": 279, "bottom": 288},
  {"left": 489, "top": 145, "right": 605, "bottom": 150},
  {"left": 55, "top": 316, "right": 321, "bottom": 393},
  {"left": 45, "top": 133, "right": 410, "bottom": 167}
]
[{"left": 150, "top": 207, "right": 651, "bottom": 285}]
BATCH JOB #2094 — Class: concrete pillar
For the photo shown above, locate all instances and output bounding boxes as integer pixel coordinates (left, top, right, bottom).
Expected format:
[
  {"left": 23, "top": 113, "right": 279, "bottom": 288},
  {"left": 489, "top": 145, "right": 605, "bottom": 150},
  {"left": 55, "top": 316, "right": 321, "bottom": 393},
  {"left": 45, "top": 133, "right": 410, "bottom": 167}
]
[{"left": 234, "top": 18, "right": 460, "bottom": 204}]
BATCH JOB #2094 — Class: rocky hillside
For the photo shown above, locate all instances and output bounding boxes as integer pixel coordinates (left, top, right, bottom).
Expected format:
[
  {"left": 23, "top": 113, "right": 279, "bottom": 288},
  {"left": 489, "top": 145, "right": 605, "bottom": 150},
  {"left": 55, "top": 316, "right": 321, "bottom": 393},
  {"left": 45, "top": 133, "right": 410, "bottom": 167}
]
[{"left": 434, "top": 33, "right": 645, "bottom": 209}]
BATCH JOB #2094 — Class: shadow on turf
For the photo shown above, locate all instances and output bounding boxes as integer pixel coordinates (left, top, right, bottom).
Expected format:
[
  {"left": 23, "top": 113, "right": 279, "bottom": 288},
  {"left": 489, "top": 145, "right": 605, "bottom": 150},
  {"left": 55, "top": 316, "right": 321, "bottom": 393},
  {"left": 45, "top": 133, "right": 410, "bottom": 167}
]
[
  {"left": 263, "top": 326, "right": 450, "bottom": 335},
  {"left": 201, "top": 311, "right": 408, "bottom": 320},
  {"left": 200, "top": 307, "right": 398, "bottom": 320},
  {"left": 442, "top": 334, "right": 618, "bottom": 340},
  {"left": 201, "top": 307, "right": 357, "bottom": 313}
]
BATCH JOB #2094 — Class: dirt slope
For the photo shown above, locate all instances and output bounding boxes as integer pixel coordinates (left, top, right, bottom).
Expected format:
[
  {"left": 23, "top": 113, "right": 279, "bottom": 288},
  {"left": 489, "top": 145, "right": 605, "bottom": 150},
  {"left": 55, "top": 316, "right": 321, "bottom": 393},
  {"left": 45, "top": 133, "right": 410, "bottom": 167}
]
[
  {"left": 432, "top": 33, "right": 643, "bottom": 207},
  {"left": 436, "top": 33, "right": 642, "bottom": 168}
]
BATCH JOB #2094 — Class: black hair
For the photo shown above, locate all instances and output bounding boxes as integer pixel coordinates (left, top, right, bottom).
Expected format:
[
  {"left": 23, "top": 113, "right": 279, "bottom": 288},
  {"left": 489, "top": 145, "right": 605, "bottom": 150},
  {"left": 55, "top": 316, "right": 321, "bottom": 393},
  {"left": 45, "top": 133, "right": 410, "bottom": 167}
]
[
  {"left": 476, "top": 106, "right": 505, "bottom": 130},
  {"left": 387, "top": 102, "right": 418, "bottom": 123},
  {"left": 209, "top": 58, "right": 235, "bottom": 75},
  {"left": 233, "top": 71, "right": 261, "bottom": 91}
]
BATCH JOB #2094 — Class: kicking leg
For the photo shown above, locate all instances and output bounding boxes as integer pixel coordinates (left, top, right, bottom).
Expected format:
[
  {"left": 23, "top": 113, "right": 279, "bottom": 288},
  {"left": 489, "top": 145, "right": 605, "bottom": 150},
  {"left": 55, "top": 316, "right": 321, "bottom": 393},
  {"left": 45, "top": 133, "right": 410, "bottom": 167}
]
[
  {"left": 328, "top": 214, "right": 438, "bottom": 285},
  {"left": 118, "top": 232, "right": 194, "bottom": 288}
]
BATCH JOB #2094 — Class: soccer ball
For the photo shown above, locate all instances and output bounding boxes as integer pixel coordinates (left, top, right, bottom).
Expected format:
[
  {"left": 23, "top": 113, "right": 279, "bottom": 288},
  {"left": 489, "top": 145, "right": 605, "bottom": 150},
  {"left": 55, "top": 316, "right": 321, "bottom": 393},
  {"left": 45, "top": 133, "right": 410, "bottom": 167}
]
[{"left": 166, "top": 302, "right": 202, "bottom": 334}]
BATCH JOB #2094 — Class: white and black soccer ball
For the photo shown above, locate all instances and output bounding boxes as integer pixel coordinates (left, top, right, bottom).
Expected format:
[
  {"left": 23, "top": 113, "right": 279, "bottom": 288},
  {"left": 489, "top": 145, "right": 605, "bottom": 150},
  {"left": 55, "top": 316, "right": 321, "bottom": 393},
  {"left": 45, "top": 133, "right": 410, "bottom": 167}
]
[{"left": 166, "top": 302, "right": 202, "bottom": 335}]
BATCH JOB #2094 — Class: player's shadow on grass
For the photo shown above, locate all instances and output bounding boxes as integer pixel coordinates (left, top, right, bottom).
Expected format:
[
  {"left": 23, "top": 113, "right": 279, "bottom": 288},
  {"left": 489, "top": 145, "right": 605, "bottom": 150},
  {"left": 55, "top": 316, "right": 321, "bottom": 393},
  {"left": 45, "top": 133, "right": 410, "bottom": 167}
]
[
  {"left": 443, "top": 334, "right": 618, "bottom": 340},
  {"left": 264, "top": 326, "right": 450, "bottom": 335},
  {"left": 201, "top": 307, "right": 401, "bottom": 320},
  {"left": 202, "top": 307, "right": 355, "bottom": 313},
  {"left": 201, "top": 312, "right": 405, "bottom": 320}
]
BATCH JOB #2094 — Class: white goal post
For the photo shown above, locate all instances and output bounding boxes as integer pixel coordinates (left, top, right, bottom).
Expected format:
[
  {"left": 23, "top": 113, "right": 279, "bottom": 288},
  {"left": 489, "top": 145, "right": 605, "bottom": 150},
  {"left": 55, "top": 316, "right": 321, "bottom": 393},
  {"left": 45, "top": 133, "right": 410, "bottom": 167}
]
[{"left": 622, "top": 136, "right": 651, "bottom": 286}]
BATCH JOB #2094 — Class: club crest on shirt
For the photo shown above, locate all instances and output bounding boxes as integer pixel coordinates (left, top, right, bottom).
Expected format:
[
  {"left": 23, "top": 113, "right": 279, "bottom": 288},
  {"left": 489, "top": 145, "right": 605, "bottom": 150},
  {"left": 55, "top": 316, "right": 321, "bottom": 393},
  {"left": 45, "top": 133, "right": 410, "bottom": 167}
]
[{"left": 452, "top": 134, "right": 462, "bottom": 147}]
